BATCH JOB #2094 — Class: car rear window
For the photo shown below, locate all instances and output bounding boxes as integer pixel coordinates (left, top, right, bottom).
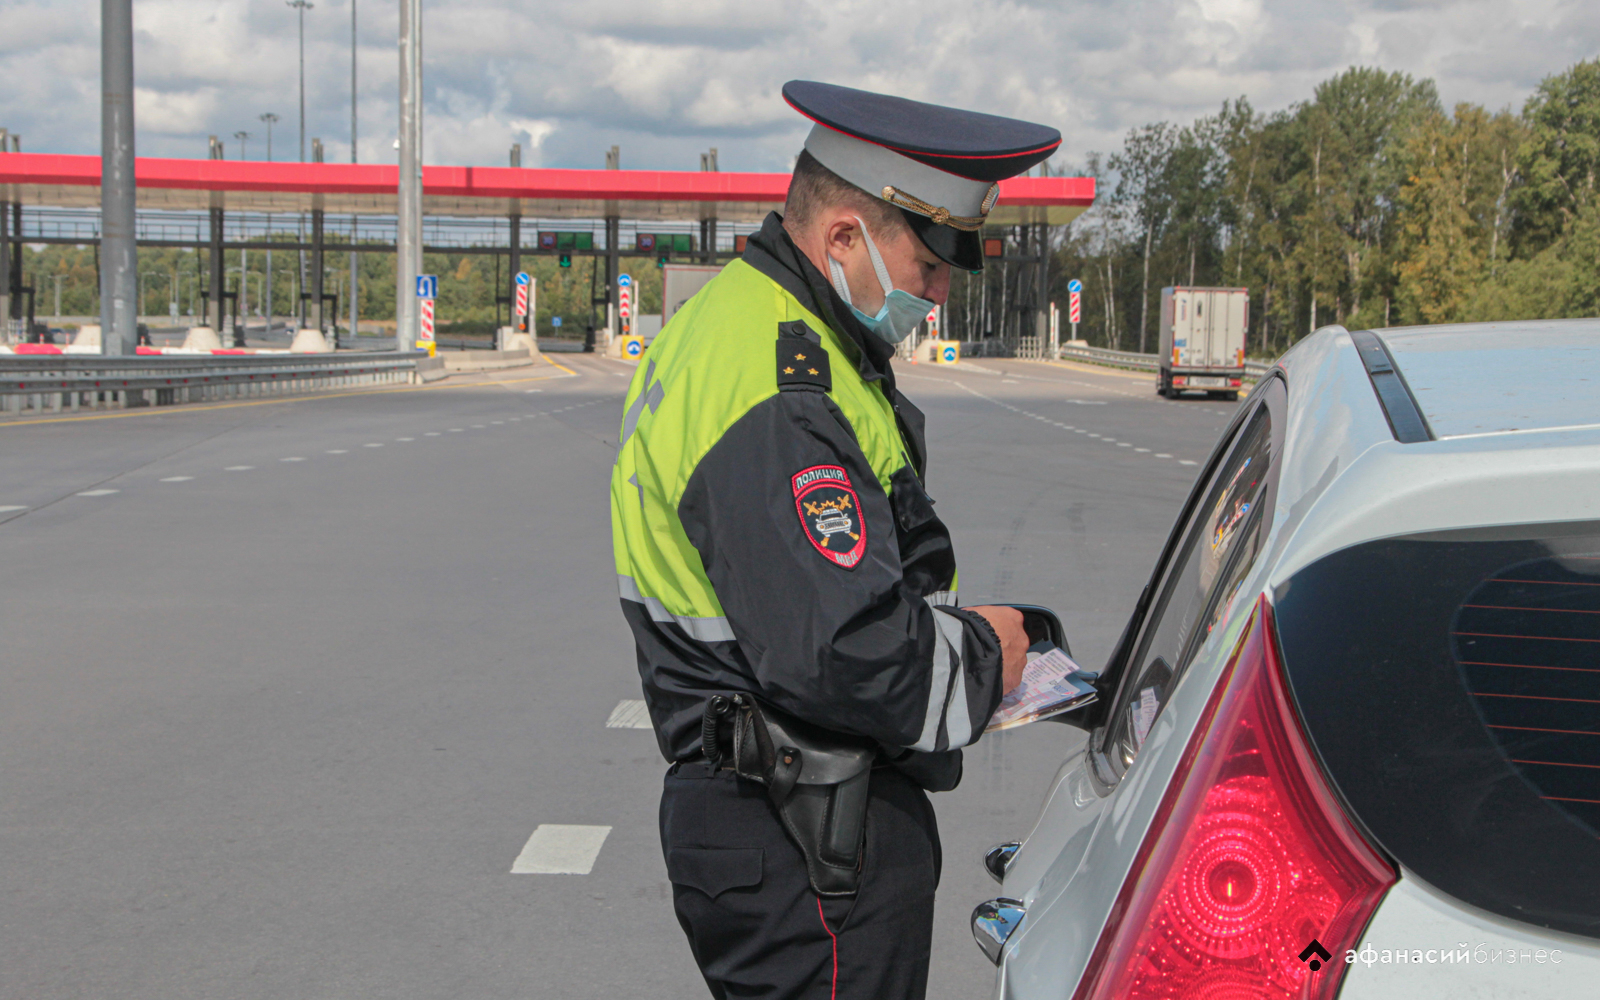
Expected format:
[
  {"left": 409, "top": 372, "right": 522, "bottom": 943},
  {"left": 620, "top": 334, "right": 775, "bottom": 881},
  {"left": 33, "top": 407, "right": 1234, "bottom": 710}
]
[
  {"left": 1276, "top": 524, "right": 1600, "bottom": 940},
  {"left": 1455, "top": 555, "right": 1600, "bottom": 837}
]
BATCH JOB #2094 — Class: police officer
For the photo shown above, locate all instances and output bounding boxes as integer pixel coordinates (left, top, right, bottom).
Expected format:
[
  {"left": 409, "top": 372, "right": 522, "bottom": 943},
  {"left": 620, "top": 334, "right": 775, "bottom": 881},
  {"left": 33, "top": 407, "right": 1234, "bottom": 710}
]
[{"left": 611, "top": 81, "right": 1061, "bottom": 999}]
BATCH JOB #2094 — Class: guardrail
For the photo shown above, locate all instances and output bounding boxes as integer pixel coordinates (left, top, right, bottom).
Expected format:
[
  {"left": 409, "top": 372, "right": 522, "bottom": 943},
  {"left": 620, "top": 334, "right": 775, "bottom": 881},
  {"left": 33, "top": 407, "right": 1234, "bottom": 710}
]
[
  {"left": 1056, "top": 344, "right": 1274, "bottom": 379},
  {"left": 0, "top": 351, "right": 418, "bottom": 416}
]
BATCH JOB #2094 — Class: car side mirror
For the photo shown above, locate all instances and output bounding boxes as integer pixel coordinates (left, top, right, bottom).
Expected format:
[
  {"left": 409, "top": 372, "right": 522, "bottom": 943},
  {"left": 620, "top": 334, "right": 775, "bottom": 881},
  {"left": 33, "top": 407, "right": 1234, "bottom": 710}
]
[
  {"left": 1000, "top": 603, "right": 1071, "bottom": 658},
  {"left": 998, "top": 604, "right": 1105, "bottom": 729}
]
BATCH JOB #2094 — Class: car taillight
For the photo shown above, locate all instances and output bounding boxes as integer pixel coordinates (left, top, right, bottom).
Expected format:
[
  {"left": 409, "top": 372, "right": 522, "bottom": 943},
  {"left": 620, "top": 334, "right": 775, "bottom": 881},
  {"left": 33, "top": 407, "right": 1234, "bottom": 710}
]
[
  {"left": 1173, "top": 376, "right": 1188, "bottom": 387},
  {"left": 1230, "top": 378, "right": 1242, "bottom": 388},
  {"left": 1072, "top": 598, "right": 1395, "bottom": 1000}
]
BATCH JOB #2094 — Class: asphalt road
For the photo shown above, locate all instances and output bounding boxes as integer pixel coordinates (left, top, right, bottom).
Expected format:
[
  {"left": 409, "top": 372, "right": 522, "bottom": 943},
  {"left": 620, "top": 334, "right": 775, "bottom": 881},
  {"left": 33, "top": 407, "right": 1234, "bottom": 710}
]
[{"left": 0, "top": 352, "right": 1238, "bottom": 999}]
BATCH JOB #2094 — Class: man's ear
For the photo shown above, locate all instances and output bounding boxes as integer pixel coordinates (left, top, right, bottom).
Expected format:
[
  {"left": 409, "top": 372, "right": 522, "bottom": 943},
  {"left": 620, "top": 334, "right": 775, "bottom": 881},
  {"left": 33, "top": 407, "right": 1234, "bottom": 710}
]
[{"left": 822, "top": 214, "right": 860, "bottom": 263}]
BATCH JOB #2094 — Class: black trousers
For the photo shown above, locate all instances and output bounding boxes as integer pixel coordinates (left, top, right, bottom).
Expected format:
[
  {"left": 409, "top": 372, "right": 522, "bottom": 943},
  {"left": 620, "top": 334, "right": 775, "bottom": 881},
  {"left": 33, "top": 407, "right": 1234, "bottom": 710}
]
[{"left": 660, "top": 762, "right": 942, "bottom": 1000}]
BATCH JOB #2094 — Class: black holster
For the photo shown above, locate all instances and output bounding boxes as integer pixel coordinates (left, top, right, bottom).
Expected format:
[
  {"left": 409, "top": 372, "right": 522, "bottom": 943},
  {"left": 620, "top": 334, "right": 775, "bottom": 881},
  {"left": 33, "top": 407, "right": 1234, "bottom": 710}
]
[{"left": 702, "top": 694, "right": 875, "bottom": 897}]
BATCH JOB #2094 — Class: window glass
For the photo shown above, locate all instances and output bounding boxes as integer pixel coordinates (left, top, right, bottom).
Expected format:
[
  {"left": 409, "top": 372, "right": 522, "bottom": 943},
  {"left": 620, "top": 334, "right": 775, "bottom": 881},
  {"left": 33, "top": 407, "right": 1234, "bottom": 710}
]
[{"left": 1107, "top": 404, "right": 1275, "bottom": 775}]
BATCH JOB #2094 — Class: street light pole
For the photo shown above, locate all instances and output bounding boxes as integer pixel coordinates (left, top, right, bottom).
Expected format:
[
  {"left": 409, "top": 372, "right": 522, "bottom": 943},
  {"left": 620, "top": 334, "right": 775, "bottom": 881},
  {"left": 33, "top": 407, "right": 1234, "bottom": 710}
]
[
  {"left": 100, "top": 0, "right": 137, "bottom": 355},
  {"left": 259, "top": 113, "right": 278, "bottom": 337},
  {"left": 348, "top": 0, "right": 358, "bottom": 346},
  {"left": 288, "top": 0, "right": 312, "bottom": 330},
  {"left": 396, "top": 0, "right": 422, "bottom": 352},
  {"left": 288, "top": 1, "right": 312, "bottom": 163}
]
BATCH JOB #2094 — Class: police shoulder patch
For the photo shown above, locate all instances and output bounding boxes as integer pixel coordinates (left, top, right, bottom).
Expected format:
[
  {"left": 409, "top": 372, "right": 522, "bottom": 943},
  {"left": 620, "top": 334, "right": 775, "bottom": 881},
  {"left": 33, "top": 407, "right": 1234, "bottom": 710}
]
[
  {"left": 776, "top": 323, "right": 831, "bottom": 392},
  {"left": 792, "top": 465, "right": 865, "bottom": 568}
]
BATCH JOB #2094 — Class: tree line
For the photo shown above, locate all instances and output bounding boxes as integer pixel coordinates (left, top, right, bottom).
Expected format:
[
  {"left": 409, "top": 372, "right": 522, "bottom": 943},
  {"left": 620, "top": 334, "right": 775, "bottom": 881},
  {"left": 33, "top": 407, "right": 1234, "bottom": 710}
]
[{"left": 1002, "top": 58, "right": 1600, "bottom": 357}]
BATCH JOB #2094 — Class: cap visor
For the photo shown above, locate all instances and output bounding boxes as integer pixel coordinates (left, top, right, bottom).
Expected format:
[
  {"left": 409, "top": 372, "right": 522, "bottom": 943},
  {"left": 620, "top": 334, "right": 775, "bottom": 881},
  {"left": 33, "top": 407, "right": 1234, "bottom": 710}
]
[{"left": 902, "top": 210, "right": 985, "bottom": 271}]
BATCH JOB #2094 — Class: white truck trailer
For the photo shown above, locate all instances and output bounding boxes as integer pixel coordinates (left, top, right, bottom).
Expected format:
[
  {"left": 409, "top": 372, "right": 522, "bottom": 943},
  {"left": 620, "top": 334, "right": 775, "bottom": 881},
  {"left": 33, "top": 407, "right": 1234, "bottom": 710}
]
[{"left": 1158, "top": 286, "right": 1248, "bottom": 401}]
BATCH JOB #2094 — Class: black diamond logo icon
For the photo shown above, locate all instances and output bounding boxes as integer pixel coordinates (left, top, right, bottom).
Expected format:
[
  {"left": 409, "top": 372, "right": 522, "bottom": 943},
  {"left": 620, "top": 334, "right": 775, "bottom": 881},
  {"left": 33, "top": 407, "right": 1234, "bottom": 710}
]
[{"left": 1298, "top": 939, "right": 1332, "bottom": 972}]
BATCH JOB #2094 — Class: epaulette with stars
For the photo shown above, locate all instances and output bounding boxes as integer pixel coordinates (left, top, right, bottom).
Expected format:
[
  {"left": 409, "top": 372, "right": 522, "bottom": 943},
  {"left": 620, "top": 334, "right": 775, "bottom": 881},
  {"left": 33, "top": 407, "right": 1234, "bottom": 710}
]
[{"left": 775, "top": 321, "right": 831, "bottom": 392}]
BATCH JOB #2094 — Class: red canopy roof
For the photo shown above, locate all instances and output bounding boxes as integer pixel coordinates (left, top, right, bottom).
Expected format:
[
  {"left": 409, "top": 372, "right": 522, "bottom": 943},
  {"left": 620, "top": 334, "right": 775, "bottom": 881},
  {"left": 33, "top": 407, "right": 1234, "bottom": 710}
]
[{"left": 0, "top": 153, "right": 1094, "bottom": 225}]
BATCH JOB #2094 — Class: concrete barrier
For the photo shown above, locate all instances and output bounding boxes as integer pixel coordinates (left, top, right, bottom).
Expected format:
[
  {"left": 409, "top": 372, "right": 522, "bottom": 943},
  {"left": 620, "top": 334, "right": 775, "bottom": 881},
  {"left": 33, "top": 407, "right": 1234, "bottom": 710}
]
[
  {"left": 290, "top": 328, "right": 332, "bottom": 353},
  {"left": 183, "top": 326, "right": 224, "bottom": 351}
]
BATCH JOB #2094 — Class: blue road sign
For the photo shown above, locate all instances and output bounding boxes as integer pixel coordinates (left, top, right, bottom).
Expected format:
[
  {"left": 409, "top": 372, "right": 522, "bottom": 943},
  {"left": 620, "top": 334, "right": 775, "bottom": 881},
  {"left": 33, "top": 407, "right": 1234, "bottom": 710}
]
[
  {"left": 618, "top": 274, "right": 632, "bottom": 287},
  {"left": 625, "top": 339, "right": 644, "bottom": 358},
  {"left": 552, "top": 316, "right": 563, "bottom": 327},
  {"left": 941, "top": 345, "right": 957, "bottom": 363},
  {"left": 416, "top": 274, "right": 438, "bottom": 299},
  {"left": 515, "top": 272, "right": 530, "bottom": 286},
  {"left": 1068, "top": 278, "right": 1083, "bottom": 293}
]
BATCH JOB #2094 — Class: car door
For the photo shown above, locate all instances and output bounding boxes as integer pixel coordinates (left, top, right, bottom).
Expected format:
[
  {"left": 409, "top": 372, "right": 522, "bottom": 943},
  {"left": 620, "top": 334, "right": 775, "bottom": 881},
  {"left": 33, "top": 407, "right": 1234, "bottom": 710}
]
[{"left": 995, "top": 377, "right": 1287, "bottom": 993}]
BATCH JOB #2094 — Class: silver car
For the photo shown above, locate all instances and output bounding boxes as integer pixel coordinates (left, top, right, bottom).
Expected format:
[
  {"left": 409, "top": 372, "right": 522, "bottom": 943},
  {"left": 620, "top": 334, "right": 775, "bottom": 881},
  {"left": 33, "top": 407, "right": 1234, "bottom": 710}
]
[{"left": 973, "top": 321, "right": 1600, "bottom": 999}]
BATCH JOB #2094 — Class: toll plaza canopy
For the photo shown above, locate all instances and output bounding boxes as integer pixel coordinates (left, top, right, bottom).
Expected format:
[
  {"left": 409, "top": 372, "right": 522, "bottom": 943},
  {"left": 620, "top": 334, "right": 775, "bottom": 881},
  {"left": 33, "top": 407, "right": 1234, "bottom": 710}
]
[{"left": 0, "top": 153, "right": 1094, "bottom": 226}]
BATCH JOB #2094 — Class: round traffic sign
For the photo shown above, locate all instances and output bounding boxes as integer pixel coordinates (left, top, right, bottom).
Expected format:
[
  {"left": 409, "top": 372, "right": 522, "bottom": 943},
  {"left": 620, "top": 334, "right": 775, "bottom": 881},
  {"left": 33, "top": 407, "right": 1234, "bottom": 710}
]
[
  {"left": 625, "top": 339, "right": 643, "bottom": 357},
  {"left": 619, "top": 274, "right": 632, "bottom": 287},
  {"left": 1067, "top": 278, "right": 1083, "bottom": 293},
  {"left": 942, "top": 345, "right": 957, "bottom": 362},
  {"left": 515, "top": 272, "right": 530, "bottom": 286}
]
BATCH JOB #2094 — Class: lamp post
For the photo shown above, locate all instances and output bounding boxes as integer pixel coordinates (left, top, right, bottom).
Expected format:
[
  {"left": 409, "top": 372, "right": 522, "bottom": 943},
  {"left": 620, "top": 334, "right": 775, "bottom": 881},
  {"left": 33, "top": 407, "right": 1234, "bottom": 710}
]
[
  {"left": 348, "top": 0, "right": 358, "bottom": 346},
  {"left": 396, "top": 0, "right": 421, "bottom": 351},
  {"left": 100, "top": 0, "right": 137, "bottom": 355},
  {"left": 287, "top": 0, "right": 312, "bottom": 330},
  {"left": 259, "top": 113, "right": 278, "bottom": 337}
]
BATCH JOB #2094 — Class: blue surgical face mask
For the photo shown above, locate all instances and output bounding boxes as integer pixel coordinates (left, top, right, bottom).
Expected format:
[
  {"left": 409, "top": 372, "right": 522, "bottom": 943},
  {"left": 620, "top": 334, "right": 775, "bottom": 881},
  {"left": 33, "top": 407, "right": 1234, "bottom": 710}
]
[{"left": 826, "top": 217, "right": 935, "bottom": 346}]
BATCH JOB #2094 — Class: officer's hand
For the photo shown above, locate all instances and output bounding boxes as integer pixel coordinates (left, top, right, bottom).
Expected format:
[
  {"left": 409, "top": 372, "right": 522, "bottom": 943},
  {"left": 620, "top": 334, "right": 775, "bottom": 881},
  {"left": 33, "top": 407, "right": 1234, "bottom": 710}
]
[{"left": 967, "top": 605, "right": 1028, "bottom": 695}]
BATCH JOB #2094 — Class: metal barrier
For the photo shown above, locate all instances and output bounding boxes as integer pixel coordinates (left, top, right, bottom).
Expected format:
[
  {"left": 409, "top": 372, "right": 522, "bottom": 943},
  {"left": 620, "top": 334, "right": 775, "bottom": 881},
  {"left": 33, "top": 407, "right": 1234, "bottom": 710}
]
[
  {"left": 0, "top": 352, "right": 419, "bottom": 416},
  {"left": 1056, "top": 345, "right": 1274, "bottom": 379}
]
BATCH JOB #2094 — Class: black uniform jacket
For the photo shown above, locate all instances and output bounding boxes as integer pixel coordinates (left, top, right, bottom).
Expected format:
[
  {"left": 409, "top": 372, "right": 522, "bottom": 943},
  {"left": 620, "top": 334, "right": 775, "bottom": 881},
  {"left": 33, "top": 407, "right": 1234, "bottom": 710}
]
[{"left": 621, "top": 213, "right": 1004, "bottom": 790}]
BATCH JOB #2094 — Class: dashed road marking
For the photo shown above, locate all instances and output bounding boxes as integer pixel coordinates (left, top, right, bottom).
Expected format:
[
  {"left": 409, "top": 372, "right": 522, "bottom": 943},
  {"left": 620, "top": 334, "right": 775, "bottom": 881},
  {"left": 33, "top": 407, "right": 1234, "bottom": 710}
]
[
  {"left": 424, "top": 432, "right": 441, "bottom": 436},
  {"left": 363, "top": 443, "right": 384, "bottom": 448},
  {"left": 326, "top": 449, "right": 348, "bottom": 454},
  {"left": 471, "top": 424, "right": 486, "bottom": 428},
  {"left": 449, "top": 428, "right": 464, "bottom": 432},
  {"left": 396, "top": 436, "right": 415, "bottom": 441},
  {"left": 0, "top": 505, "right": 29, "bottom": 512},
  {"left": 511, "top": 825, "right": 611, "bottom": 875},
  {"left": 281, "top": 457, "right": 305, "bottom": 462},
  {"left": 225, "top": 465, "right": 254, "bottom": 471},
  {"left": 949, "top": 381, "right": 1195, "bottom": 465},
  {"left": 525, "top": 389, "right": 543, "bottom": 393},
  {"left": 606, "top": 700, "right": 653, "bottom": 729},
  {"left": 77, "top": 489, "right": 119, "bottom": 496},
  {"left": 1179, "top": 460, "right": 1198, "bottom": 466},
  {"left": 1156, "top": 453, "right": 1172, "bottom": 458},
  {"left": 160, "top": 476, "right": 193, "bottom": 482}
]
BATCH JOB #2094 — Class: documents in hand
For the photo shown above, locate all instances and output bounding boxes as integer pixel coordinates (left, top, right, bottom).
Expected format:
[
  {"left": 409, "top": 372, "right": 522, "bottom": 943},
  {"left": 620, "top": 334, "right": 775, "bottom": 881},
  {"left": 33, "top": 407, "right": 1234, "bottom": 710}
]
[{"left": 985, "top": 645, "right": 1098, "bottom": 733}]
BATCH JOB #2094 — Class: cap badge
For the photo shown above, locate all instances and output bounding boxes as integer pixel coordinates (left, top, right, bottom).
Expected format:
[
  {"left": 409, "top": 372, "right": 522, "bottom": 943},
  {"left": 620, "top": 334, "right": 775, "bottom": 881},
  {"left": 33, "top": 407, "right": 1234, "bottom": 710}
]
[{"left": 881, "top": 185, "right": 990, "bottom": 232}]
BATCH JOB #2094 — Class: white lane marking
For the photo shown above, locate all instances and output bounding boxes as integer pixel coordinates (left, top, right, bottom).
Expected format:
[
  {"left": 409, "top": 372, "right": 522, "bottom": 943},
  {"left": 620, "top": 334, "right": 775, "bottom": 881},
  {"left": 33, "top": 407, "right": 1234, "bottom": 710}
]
[
  {"left": 1002, "top": 379, "right": 1020, "bottom": 384},
  {"left": 77, "top": 489, "right": 119, "bottom": 496},
  {"left": 612, "top": 372, "right": 629, "bottom": 377},
  {"left": 949, "top": 381, "right": 1195, "bottom": 465},
  {"left": 327, "top": 449, "right": 349, "bottom": 454},
  {"left": 1135, "top": 448, "right": 1151, "bottom": 453},
  {"left": 1156, "top": 453, "right": 1173, "bottom": 458},
  {"left": 525, "top": 389, "right": 543, "bottom": 393},
  {"left": 396, "top": 437, "right": 415, "bottom": 441},
  {"left": 424, "top": 432, "right": 441, "bottom": 436},
  {"left": 490, "top": 421, "right": 504, "bottom": 425},
  {"left": 511, "top": 825, "right": 612, "bottom": 875},
  {"left": 0, "top": 504, "right": 30, "bottom": 512},
  {"left": 471, "top": 424, "right": 486, "bottom": 428},
  {"left": 449, "top": 428, "right": 464, "bottom": 432},
  {"left": 159, "top": 476, "right": 193, "bottom": 482},
  {"left": 363, "top": 443, "right": 384, "bottom": 448},
  {"left": 280, "top": 457, "right": 305, "bottom": 462},
  {"left": 606, "top": 700, "right": 653, "bottom": 729},
  {"left": 225, "top": 466, "right": 254, "bottom": 471}
]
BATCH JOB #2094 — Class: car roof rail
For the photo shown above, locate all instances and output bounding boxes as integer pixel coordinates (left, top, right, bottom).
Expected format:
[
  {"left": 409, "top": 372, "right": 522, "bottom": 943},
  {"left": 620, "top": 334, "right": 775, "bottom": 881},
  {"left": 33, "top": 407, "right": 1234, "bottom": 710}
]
[{"left": 1350, "top": 330, "right": 1432, "bottom": 443}]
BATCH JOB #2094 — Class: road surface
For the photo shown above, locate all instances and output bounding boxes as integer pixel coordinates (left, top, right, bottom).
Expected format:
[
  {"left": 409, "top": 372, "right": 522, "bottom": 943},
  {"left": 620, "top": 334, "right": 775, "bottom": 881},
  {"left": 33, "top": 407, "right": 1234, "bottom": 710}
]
[{"left": 0, "top": 352, "right": 1237, "bottom": 999}]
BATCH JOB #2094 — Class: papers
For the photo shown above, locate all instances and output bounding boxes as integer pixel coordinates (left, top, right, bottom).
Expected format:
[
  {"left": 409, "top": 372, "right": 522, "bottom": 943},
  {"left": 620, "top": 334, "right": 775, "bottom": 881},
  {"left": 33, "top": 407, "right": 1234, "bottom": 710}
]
[{"left": 985, "top": 645, "right": 1099, "bottom": 733}]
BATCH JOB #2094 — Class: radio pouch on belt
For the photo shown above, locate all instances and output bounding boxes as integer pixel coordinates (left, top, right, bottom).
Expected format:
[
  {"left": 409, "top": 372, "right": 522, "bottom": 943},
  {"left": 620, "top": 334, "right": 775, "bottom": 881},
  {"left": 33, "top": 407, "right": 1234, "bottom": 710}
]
[{"left": 704, "top": 694, "right": 876, "bottom": 897}]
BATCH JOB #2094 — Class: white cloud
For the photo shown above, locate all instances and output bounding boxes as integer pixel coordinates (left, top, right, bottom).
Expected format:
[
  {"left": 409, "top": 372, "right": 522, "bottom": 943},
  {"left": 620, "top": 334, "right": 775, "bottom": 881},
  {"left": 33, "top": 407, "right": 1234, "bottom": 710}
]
[{"left": 0, "top": 0, "right": 1593, "bottom": 170}]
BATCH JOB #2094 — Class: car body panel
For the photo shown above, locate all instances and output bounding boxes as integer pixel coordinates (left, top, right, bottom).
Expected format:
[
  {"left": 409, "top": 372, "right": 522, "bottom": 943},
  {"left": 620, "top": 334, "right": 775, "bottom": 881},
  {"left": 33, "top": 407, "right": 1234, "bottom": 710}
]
[
  {"left": 1338, "top": 871, "right": 1600, "bottom": 999},
  {"left": 990, "top": 321, "right": 1600, "bottom": 997},
  {"left": 1380, "top": 321, "right": 1600, "bottom": 439}
]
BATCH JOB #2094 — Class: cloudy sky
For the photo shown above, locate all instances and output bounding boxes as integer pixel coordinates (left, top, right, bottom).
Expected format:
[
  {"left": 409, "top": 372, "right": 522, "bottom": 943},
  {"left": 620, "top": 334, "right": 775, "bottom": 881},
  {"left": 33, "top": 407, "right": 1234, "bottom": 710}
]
[{"left": 1, "top": 0, "right": 1596, "bottom": 173}]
